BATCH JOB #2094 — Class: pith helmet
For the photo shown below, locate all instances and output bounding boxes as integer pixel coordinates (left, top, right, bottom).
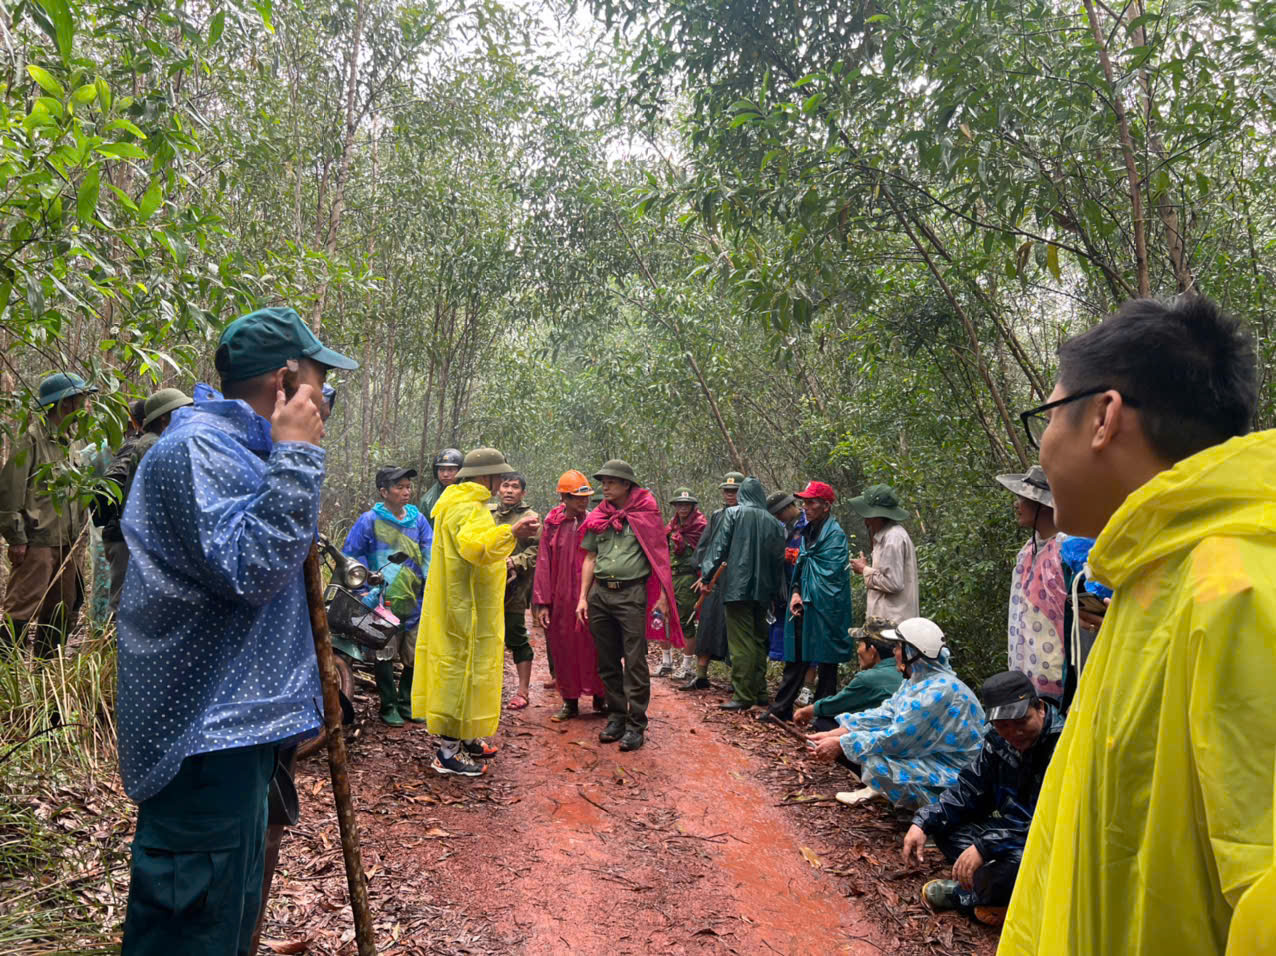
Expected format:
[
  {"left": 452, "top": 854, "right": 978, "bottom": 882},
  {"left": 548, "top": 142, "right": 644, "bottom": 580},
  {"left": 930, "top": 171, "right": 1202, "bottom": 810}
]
[
  {"left": 456, "top": 447, "right": 513, "bottom": 479},
  {"left": 37, "top": 372, "right": 97, "bottom": 407},
  {"left": 720, "top": 471, "right": 745, "bottom": 491},
  {"left": 766, "top": 491, "right": 795, "bottom": 515},
  {"left": 142, "top": 388, "right": 192, "bottom": 427},
  {"left": 594, "top": 459, "right": 640, "bottom": 486},
  {"left": 669, "top": 486, "right": 698, "bottom": 505}
]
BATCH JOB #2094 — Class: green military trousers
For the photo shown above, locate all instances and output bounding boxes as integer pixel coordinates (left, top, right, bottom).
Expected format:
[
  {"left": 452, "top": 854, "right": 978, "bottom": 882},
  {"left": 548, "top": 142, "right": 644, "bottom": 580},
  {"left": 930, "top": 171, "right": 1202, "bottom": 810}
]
[
  {"left": 587, "top": 579, "right": 650, "bottom": 731},
  {"left": 122, "top": 742, "right": 276, "bottom": 956},
  {"left": 725, "top": 600, "right": 769, "bottom": 706}
]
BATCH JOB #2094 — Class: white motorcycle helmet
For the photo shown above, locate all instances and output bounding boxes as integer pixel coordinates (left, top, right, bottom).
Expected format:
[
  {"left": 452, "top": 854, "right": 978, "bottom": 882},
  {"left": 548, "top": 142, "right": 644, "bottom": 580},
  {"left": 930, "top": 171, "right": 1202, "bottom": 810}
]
[{"left": 883, "top": 617, "right": 945, "bottom": 665}]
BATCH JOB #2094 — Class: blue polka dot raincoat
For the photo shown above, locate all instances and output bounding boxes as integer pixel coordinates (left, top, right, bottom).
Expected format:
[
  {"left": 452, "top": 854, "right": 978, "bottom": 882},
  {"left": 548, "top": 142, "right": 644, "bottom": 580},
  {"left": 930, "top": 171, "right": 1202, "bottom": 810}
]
[{"left": 835, "top": 648, "right": 986, "bottom": 809}]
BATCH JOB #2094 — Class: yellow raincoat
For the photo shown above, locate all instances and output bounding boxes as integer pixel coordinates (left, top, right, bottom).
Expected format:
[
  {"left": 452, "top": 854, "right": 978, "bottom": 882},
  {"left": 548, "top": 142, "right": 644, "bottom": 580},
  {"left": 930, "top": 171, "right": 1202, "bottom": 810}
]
[
  {"left": 411, "top": 482, "right": 515, "bottom": 739},
  {"left": 999, "top": 430, "right": 1276, "bottom": 956}
]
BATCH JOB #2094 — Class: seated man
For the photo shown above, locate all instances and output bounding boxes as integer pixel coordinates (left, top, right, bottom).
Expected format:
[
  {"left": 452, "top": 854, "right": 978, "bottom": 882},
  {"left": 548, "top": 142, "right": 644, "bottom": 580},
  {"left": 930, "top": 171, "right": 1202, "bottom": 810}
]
[
  {"left": 806, "top": 617, "right": 985, "bottom": 809},
  {"left": 792, "top": 617, "right": 903, "bottom": 732},
  {"left": 902, "top": 671, "right": 1064, "bottom": 927}
]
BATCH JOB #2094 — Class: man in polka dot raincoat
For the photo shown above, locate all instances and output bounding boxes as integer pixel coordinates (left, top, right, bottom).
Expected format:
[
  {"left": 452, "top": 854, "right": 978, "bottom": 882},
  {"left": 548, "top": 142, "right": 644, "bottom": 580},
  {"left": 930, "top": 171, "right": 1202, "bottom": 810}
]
[{"left": 115, "top": 307, "right": 357, "bottom": 955}]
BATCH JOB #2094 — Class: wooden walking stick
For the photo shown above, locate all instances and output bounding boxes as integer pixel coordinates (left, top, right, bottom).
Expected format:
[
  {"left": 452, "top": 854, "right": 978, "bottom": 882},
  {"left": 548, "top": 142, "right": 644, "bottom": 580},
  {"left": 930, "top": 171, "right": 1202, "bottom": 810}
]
[
  {"left": 693, "top": 563, "right": 727, "bottom": 615},
  {"left": 303, "top": 541, "right": 376, "bottom": 956}
]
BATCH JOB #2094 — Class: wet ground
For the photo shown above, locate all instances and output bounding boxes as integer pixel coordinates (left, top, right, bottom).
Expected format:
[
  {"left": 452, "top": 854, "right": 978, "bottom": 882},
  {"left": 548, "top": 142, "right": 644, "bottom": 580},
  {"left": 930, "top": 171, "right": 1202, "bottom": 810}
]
[{"left": 261, "top": 630, "right": 998, "bottom": 955}]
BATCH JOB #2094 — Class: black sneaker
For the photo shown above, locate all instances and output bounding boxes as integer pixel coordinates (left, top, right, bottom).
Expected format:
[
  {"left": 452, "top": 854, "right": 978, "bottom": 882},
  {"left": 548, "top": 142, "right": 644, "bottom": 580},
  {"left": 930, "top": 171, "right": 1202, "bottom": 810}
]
[
  {"left": 462, "top": 739, "right": 499, "bottom": 759},
  {"left": 656, "top": 663, "right": 675, "bottom": 677},
  {"left": 599, "top": 717, "right": 626, "bottom": 743},
  {"left": 618, "top": 729, "right": 645, "bottom": 752},
  {"left": 677, "top": 676, "right": 710, "bottom": 691},
  {"left": 431, "top": 749, "right": 486, "bottom": 777}
]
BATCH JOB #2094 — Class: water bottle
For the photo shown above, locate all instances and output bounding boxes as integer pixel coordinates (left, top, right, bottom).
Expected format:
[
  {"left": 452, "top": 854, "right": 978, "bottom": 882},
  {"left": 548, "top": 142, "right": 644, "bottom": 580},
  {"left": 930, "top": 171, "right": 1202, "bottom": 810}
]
[{"left": 651, "top": 609, "right": 665, "bottom": 631}]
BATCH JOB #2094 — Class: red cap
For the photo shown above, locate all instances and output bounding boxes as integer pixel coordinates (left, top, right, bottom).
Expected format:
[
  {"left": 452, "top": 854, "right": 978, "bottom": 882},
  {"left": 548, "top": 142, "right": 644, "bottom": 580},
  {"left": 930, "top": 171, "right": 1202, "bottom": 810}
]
[{"left": 794, "top": 480, "right": 837, "bottom": 502}]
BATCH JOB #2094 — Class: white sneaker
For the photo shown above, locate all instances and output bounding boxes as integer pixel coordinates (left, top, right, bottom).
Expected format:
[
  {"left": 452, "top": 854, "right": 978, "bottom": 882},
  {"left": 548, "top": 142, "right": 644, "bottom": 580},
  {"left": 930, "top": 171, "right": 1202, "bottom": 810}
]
[
  {"left": 835, "top": 786, "right": 882, "bottom": 806},
  {"left": 796, "top": 688, "right": 814, "bottom": 706}
]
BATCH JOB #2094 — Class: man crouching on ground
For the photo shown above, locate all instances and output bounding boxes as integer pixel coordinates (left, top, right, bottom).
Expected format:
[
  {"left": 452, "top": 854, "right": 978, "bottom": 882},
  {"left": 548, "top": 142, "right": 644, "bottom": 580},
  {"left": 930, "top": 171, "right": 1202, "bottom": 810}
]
[{"left": 116, "top": 307, "right": 358, "bottom": 955}]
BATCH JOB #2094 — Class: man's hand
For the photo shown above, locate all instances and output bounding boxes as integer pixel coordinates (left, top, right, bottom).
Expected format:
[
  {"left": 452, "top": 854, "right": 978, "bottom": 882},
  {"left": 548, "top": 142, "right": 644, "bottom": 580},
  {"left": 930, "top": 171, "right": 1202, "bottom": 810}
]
[
  {"left": 793, "top": 704, "right": 816, "bottom": 727},
  {"left": 1078, "top": 597, "right": 1110, "bottom": 631},
  {"left": 952, "top": 844, "right": 984, "bottom": 890},
  {"left": 534, "top": 606, "right": 551, "bottom": 629},
  {"left": 654, "top": 592, "right": 669, "bottom": 616},
  {"left": 575, "top": 595, "right": 589, "bottom": 626},
  {"left": 693, "top": 577, "right": 708, "bottom": 594},
  {"left": 511, "top": 512, "right": 540, "bottom": 540},
  {"left": 812, "top": 736, "right": 844, "bottom": 762},
  {"left": 850, "top": 552, "right": 868, "bottom": 575},
  {"left": 271, "top": 386, "right": 325, "bottom": 445},
  {"left": 789, "top": 591, "right": 803, "bottom": 617},
  {"left": 902, "top": 825, "right": 927, "bottom": 866},
  {"left": 8, "top": 543, "right": 27, "bottom": 567}
]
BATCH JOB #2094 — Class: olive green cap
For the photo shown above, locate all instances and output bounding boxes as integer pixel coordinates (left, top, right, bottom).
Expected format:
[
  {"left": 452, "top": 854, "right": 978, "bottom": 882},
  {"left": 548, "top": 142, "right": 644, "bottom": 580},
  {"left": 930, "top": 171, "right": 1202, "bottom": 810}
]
[
  {"left": 848, "top": 483, "right": 909, "bottom": 521},
  {"left": 720, "top": 471, "right": 746, "bottom": 491},
  {"left": 456, "top": 447, "right": 513, "bottom": 479},
  {"left": 142, "top": 388, "right": 193, "bottom": 427},
  {"left": 766, "top": 491, "right": 795, "bottom": 515},
  {"left": 669, "top": 486, "right": 698, "bottom": 505},
  {"left": 593, "top": 459, "right": 640, "bottom": 486}
]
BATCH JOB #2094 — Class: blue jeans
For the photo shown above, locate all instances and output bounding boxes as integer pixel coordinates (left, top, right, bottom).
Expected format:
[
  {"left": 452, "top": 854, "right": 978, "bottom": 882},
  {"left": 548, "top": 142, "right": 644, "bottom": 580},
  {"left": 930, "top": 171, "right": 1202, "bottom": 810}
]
[{"left": 122, "top": 743, "right": 276, "bottom": 955}]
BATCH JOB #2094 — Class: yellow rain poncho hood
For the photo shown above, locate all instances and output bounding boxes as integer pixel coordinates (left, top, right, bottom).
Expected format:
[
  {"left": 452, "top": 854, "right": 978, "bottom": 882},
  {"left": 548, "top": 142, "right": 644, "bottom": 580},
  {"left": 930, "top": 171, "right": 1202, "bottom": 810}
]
[
  {"left": 411, "top": 481, "right": 515, "bottom": 739},
  {"left": 999, "top": 429, "right": 1276, "bottom": 956}
]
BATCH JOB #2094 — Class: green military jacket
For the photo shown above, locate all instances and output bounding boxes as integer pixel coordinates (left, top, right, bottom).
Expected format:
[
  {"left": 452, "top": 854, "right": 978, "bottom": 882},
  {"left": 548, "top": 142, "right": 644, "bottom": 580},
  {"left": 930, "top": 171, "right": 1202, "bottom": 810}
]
[
  {"left": 489, "top": 499, "right": 539, "bottom": 613},
  {"left": 813, "top": 658, "right": 903, "bottom": 719},
  {"left": 0, "top": 419, "right": 90, "bottom": 548}
]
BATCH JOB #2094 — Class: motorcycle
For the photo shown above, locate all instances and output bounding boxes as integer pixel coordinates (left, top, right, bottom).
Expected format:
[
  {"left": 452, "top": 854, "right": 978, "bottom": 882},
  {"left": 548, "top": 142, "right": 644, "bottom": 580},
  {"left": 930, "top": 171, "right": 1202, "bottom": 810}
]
[{"left": 296, "top": 534, "right": 406, "bottom": 760}]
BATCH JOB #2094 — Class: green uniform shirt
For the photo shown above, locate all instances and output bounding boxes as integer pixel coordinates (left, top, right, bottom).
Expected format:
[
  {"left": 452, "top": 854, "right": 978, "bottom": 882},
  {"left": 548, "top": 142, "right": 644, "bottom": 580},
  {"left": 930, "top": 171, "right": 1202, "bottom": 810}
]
[
  {"left": 0, "top": 420, "right": 90, "bottom": 548},
  {"left": 489, "top": 499, "right": 539, "bottom": 613},
  {"left": 813, "top": 658, "right": 903, "bottom": 718},
  {"left": 583, "top": 523, "right": 650, "bottom": 582}
]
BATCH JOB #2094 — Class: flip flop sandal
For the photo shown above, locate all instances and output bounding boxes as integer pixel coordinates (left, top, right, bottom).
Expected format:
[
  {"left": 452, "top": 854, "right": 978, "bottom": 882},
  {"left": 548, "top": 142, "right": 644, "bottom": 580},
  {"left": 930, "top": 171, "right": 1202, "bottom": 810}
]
[{"left": 508, "top": 693, "right": 529, "bottom": 710}]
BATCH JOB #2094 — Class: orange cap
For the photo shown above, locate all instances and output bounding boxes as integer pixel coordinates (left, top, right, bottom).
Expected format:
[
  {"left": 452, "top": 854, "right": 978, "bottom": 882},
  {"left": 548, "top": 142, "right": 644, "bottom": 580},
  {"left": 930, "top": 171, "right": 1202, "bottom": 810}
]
[{"left": 556, "top": 470, "right": 594, "bottom": 496}]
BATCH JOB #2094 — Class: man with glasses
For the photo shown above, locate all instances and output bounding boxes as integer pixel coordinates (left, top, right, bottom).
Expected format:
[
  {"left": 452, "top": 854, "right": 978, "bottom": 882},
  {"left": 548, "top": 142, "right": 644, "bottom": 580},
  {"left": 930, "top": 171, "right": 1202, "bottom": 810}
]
[{"left": 999, "top": 297, "right": 1274, "bottom": 956}]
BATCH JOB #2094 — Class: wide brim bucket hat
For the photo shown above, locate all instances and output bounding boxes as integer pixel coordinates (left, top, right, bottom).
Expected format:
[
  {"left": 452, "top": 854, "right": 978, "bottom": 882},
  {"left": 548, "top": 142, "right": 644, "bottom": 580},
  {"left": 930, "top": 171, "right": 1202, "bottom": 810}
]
[
  {"left": 456, "top": 447, "right": 514, "bottom": 479},
  {"left": 594, "top": 459, "right": 640, "bottom": 486},
  {"left": 38, "top": 372, "right": 98, "bottom": 407},
  {"left": 995, "top": 464, "right": 1054, "bottom": 508},
  {"left": 766, "top": 491, "right": 795, "bottom": 515},
  {"left": 142, "top": 388, "right": 193, "bottom": 427},
  {"left": 848, "top": 483, "right": 909, "bottom": 521}
]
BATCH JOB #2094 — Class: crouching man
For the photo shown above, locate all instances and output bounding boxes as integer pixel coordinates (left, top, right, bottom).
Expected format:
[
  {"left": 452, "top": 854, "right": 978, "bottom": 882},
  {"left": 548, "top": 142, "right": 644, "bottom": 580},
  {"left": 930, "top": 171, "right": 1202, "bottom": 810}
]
[{"left": 902, "top": 671, "right": 1064, "bottom": 927}]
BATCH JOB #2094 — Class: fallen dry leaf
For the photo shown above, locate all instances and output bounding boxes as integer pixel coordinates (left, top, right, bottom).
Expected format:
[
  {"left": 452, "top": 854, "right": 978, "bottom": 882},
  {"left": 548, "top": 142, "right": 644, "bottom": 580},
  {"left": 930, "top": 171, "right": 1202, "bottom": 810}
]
[
  {"left": 263, "top": 938, "right": 310, "bottom": 954},
  {"left": 799, "top": 846, "right": 822, "bottom": 869}
]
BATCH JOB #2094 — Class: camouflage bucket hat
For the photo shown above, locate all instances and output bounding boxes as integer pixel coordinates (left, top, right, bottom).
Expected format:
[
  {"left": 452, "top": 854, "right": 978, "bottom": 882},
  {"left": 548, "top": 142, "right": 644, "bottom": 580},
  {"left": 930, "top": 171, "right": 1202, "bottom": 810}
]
[{"left": 849, "top": 616, "right": 897, "bottom": 642}]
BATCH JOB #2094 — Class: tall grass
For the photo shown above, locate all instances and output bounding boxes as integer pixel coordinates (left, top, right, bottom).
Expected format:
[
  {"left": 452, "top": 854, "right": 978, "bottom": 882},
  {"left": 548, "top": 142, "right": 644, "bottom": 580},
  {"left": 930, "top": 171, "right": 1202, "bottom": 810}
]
[{"left": 0, "top": 624, "right": 129, "bottom": 955}]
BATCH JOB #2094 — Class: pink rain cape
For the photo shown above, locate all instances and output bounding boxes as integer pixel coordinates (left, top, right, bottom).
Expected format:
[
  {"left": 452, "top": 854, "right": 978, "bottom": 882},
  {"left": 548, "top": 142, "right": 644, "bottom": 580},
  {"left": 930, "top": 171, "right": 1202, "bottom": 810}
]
[{"left": 531, "top": 505, "right": 604, "bottom": 699}]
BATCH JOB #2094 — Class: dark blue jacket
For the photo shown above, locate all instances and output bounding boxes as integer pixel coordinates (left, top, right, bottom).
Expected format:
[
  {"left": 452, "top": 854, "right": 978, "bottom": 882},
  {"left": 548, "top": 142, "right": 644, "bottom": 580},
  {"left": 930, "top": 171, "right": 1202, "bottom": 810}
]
[{"left": 912, "top": 701, "right": 1065, "bottom": 860}]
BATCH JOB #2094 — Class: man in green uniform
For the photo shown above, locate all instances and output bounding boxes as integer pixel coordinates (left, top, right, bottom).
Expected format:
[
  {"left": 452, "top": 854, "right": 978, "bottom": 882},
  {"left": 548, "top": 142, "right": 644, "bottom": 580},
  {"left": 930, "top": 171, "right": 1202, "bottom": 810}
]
[
  {"left": 419, "top": 447, "right": 463, "bottom": 528},
  {"left": 792, "top": 617, "right": 903, "bottom": 731},
  {"left": 490, "top": 472, "right": 539, "bottom": 709},
  {"left": 678, "top": 471, "right": 744, "bottom": 691},
  {"left": 666, "top": 487, "right": 706, "bottom": 681},
  {"left": 1, "top": 372, "right": 98, "bottom": 655},
  {"left": 702, "top": 476, "right": 786, "bottom": 711}
]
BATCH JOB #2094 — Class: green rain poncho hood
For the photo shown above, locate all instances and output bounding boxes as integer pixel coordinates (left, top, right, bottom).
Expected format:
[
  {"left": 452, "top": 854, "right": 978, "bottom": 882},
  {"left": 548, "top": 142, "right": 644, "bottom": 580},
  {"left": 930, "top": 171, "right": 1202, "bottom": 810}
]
[
  {"left": 704, "top": 477, "right": 786, "bottom": 604},
  {"left": 784, "top": 514, "right": 855, "bottom": 663}
]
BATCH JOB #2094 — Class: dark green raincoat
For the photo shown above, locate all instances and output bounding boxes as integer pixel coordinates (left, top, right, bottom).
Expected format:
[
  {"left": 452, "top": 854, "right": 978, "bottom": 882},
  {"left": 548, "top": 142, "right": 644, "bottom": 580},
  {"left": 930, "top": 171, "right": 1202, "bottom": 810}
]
[
  {"left": 692, "top": 507, "right": 730, "bottom": 660},
  {"left": 419, "top": 481, "right": 446, "bottom": 528},
  {"left": 704, "top": 477, "right": 785, "bottom": 604},
  {"left": 784, "top": 515, "right": 854, "bottom": 664}
]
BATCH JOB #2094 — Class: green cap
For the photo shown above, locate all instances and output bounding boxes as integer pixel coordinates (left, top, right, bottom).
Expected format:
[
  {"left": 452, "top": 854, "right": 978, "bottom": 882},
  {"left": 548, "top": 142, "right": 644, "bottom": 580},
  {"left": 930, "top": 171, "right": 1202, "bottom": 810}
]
[
  {"left": 215, "top": 307, "right": 358, "bottom": 383},
  {"left": 669, "top": 486, "right": 698, "bottom": 505},
  {"left": 594, "top": 459, "right": 639, "bottom": 486},
  {"left": 37, "top": 372, "right": 97, "bottom": 407},
  {"left": 455, "top": 447, "right": 513, "bottom": 479},
  {"left": 848, "top": 484, "right": 908, "bottom": 521},
  {"left": 720, "top": 472, "right": 745, "bottom": 491},
  {"left": 142, "top": 388, "right": 193, "bottom": 427},
  {"left": 766, "top": 491, "right": 795, "bottom": 515}
]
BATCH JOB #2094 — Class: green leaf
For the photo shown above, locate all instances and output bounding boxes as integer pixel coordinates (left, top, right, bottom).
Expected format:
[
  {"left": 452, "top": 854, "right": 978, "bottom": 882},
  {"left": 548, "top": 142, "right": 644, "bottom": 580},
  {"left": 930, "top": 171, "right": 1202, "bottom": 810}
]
[
  {"left": 104, "top": 118, "right": 147, "bottom": 139},
  {"left": 37, "top": 0, "right": 74, "bottom": 62},
  {"left": 255, "top": 0, "right": 274, "bottom": 34},
  {"left": 96, "top": 142, "right": 148, "bottom": 160},
  {"left": 27, "top": 65, "right": 65, "bottom": 98},
  {"left": 137, "top": 179, "right": 163, "bottom": 221},
  {"left": 72, "top": 83, "right": 98, "bottom": 104},
  {"left": 208, "top": 10, "right": 226, "bottom": 46},
  {"left": 76, "top": 168, "right": 100, "bottom": 222},
  {"left": 95, "top": 77, "right": 112, "bottom": 112},
  {"left": 108, "top": 183, "right": 139, "bottom": 212},
  {"left": 1046, "top": 243, "right": 1061, "bottom": 280}
]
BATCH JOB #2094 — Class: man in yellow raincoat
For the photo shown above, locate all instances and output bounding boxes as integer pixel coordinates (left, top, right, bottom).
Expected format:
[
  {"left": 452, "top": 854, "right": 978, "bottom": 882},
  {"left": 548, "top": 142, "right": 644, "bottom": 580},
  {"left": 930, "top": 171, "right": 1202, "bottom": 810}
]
[
  {"left": 412, "top": 448, "right": 539, "bottom": 777},
  {"left": 1001, "top": 296, "right": 1274, "bottom": 955}
]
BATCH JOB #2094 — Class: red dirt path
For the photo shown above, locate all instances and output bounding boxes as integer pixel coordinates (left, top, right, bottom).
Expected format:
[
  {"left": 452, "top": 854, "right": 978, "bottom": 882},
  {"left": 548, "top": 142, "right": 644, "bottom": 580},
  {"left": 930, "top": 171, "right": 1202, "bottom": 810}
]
[{"left": 262, "top": 630, "right": 995, "bottom": 955}]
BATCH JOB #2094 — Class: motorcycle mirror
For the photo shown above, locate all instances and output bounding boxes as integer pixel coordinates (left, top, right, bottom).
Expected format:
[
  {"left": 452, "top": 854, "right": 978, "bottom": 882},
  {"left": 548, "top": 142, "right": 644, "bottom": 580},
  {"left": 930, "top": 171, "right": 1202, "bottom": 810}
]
[{"left": 386, "top": 551, "right": 410, "bottom": 564}]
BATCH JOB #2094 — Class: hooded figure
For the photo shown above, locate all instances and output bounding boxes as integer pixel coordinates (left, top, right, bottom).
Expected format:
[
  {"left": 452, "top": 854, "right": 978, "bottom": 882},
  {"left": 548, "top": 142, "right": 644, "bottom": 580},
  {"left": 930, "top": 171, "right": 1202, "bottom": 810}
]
[
  {"left": 1000, "top": 430, "right": 1276, "bottom": 956},
  {"left": 419, "top": 447, "right": 463, "bottom": 529},
  {"left": 412, "top": 475, "right": 517, "bottom": 744},
  {"left": 702, "top": 477, "right": 785, "bottom": 709},
  {"left": 833, "top": 636, "right": 985, "bottom": 810}
]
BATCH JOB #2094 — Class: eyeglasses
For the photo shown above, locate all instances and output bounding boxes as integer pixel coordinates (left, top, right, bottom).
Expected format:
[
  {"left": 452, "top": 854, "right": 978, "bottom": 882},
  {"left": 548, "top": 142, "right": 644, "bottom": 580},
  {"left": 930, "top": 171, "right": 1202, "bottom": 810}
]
[{"left": 1019, "top": 386, "right": 1139, "bottom": 449}]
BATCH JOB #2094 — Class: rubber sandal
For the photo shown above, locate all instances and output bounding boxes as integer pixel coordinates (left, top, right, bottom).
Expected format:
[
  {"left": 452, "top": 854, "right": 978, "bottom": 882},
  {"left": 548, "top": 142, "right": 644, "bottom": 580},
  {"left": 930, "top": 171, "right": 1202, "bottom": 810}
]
[{"left": 508, "top": 693, "right": 529, "bottom": 710}]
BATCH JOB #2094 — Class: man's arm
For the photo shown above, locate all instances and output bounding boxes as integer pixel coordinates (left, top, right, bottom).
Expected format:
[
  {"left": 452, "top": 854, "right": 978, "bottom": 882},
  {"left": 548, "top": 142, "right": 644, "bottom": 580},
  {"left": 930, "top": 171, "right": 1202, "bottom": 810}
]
[
  {"left": 576, "top": 547, "right": 597, "bottom": 625},
  {"left": 509, "top": 532, "right": 539, "bottom": 575},
  {"left": 340, "top": 512, "right": 376, "bottom": 567},
  {"left": 814, "top": 671, "right": 885, "bottom": 719},
  {"left": 0, "top": 434, "right": 33, "bottom": 546},
  {"left": 455, "top": 503, "right": 516, "bottom": 567},
  {"left": 863, "top": 533, "right": 905, "bottom": 594},
  {"left": 703, "top": 510, "right": 735, "bottom": 580},
  {"left": 912, "top": 740, "right": 997, "bottom": 838}
]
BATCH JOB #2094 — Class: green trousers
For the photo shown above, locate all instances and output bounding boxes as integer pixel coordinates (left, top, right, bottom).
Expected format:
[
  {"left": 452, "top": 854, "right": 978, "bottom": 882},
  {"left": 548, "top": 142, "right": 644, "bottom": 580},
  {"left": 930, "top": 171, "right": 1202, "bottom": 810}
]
[
  {"left": 122, "top": 743, "right": 276, "bottom": 956},
  {"left": 504, "top": 608, "right": 534, "bottom": 664},
  {"left": 374, "top": 660, "right": 415, "bottom": 717},
  {"left": 587, "top": 580, "right": 650, "bottom": 731},
  {"left": 672, "top": 570, "right": 698, "bottom": 655},
  {"left": 725, "top": 600, "right": 769, "bottom": 705}
]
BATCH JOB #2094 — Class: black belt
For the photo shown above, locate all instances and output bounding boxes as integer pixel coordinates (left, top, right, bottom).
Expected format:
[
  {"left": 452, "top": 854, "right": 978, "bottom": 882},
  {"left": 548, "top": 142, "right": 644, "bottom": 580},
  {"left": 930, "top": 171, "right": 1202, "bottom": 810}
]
[{"left": 599, "top": 577, "right": 646, "bottom": 591}]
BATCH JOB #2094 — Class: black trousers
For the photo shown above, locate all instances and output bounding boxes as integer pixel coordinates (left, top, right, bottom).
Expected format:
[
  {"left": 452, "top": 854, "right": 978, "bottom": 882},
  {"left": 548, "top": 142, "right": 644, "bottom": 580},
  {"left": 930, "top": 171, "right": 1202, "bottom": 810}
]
[
  {"left": 933, "top": 823, "right": 1023, "bottom": 908},
  {"left": 769, "top": 618, "right": 839, "bottom": 720}
]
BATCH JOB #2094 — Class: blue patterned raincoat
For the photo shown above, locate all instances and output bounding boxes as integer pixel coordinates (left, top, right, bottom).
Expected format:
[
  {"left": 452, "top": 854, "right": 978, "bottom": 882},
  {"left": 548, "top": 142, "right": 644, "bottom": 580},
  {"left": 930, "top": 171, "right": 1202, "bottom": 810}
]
[{"left": 835, "top": 648, "right": 986, "bottom": 808}]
